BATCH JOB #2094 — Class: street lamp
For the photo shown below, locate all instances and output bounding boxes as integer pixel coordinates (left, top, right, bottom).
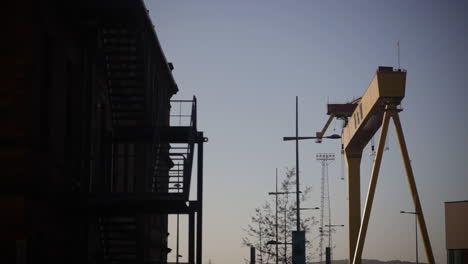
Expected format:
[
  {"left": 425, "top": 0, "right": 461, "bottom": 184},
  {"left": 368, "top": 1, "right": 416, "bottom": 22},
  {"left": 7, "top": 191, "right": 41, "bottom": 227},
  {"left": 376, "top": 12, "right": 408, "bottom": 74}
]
[
  {"left": 401, "top": 210, "right": 419, "bottom": 264},
  {"left": 294, "top": 206, "right": 320, "bottom": 258},
  {"left": 282, "top": 133, "right": 341, "bottom": 232},
  {"left": 269, "top": 192, "right": 302, "bottom": 195},
  {"left": 293, "top": 207, "right": 320, "bottom": 210},
  {"left": 324, "top": 224, "right": 344, "bottom": 263},
  {"left": 269, "top": 189, "right": 301, "bottom": 264},
  {"left": 266, "top": 240, "right": 293, "bottom": 245},
  {"left": 292, "top": 207, "right": 319, "bottom": 235},
  {"left": 283, "top": 97, "right": 341, "bottom": 264},
  {"left": 270, "top": 169, "right": 280, "bottom": 264},
  {"left": 283, "top": 134, "right": 341, "bottom": 141}
]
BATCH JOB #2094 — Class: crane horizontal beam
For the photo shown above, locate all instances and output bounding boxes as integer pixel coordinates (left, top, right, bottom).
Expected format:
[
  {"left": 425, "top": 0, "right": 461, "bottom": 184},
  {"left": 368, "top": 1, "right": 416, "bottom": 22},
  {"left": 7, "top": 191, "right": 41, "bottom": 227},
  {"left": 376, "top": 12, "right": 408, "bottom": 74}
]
[{"left": 342, "top": 67, "right": 406, "bottom": 152}]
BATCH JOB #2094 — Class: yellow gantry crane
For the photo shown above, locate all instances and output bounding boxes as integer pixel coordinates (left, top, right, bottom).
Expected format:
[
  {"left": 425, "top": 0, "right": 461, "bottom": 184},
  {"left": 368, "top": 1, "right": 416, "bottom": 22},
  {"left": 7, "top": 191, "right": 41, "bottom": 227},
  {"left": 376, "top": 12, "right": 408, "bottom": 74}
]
[{"left": 316, "top": 66, "right": 435, "bottom": 264}]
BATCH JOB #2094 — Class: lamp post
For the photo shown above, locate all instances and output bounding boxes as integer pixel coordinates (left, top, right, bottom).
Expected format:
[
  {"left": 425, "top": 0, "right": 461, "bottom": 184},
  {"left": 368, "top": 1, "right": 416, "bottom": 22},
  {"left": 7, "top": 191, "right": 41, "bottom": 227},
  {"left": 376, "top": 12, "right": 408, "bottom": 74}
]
[
  {"left": 401, "top": 210, "right": 418, "bottom": 264},
  {"left": 293, "top": 207, "right": 320, "bottom": 211},
  {"left": 283, "top": 132, "right": 341, "bottom": 229},
  {"left": 283, "top": 135, "right": 341, "bottom": 141},
  {"left": 294, "top": 206, "right": 320, "bottom": 261},
  {"left": 324, "top": 224, "right": 344, "bottom": 263},
  {"left": 266, "top": 239, "right": 293, "bottom": 262},
  {"left": 274, "top": 169, "right": 279, "bottom": 264},
  {"left": 283, "top": 135, "right": 340, "bottom": 264},
  {"left": 291, "top": 207, "right": 320, "bottom": 232},
  {"left": 267, "top": 240, "right": 293, "bottom": 245},
  {"left": 276, "top": 169, "right": 279, "bottom": 264},
  {"left": 269, "top": 190, "right": 301, "bottom": 264},
  {"left": 282, "top": 128, "right": 341, "bottom": 231},
  {"left": 283, "top": 97, "right": 340, "bottom": 264}
]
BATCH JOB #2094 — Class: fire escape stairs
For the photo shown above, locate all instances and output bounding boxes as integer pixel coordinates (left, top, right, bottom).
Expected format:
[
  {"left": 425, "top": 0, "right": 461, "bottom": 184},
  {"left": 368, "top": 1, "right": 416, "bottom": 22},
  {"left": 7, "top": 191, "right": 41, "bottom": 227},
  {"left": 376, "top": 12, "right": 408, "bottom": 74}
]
[
  {"left": 89, "top": 24, "right": 199, "bottom": 263},
  {"left": 95, "top": 25, "right": 143, "bottom": 264},
  {"left": 99, "top": 216, "right": 138, "bottom": 264},
  {"left": 102, "top": 26, "right": 146, "bottom": 128}
]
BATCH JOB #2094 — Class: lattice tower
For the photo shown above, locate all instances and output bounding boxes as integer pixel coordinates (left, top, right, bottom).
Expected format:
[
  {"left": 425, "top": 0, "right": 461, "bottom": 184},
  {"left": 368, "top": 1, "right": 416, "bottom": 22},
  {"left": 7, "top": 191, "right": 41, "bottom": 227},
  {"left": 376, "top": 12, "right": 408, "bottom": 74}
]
[{"left": 316, "top": 153, "right": 335, "bottom": 264}]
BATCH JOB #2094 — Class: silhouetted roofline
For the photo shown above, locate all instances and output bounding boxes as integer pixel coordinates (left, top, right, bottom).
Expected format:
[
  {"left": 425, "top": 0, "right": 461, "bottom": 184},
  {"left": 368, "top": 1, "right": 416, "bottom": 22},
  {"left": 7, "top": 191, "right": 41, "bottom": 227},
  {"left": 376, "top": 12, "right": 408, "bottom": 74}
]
[
  {"left": 74, "top": 0, "right": 178, "bottom": 94},
  {"left": 445, "top": 200, "right": 468, "bottom": 204}
]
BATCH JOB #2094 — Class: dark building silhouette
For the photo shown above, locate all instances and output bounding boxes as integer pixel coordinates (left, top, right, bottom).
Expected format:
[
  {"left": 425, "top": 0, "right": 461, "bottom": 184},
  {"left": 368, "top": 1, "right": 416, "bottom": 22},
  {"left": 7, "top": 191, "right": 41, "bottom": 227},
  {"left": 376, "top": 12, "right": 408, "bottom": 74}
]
[{"left": 2, "top": 1, "right": 205, "bottom": 264}]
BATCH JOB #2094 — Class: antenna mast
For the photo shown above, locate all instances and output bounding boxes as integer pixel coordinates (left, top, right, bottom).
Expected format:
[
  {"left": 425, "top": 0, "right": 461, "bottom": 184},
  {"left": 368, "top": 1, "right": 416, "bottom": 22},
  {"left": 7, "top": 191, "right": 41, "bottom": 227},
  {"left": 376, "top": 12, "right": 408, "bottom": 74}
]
[{"left": 397, "top": 40, "right": 401, "bottom": 69}]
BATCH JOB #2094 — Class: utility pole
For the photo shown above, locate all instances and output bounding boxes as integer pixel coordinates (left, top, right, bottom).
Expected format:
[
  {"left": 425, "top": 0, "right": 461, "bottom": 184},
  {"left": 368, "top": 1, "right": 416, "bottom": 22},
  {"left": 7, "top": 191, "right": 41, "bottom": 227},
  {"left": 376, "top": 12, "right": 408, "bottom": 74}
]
[
  {"left": 283, "top": 97, "right": 339, "bottom": 264},
  {"left": 268, "top": 190, "right": 301, "bottom": 264},
  {"left": 295, "top": 96, "right": 300, "bottom": 232},
  {"left": 325, "top": 224, "right": 344, "bottom": 263},
  {"left": 259, "top": 221, "right": 263, "bottom": 264},
  {"left": 276, "top": 169, "right": 279, "bottom": 264},
  {"left": 285, "top": 195, "right": 288, "bottom": 264}
]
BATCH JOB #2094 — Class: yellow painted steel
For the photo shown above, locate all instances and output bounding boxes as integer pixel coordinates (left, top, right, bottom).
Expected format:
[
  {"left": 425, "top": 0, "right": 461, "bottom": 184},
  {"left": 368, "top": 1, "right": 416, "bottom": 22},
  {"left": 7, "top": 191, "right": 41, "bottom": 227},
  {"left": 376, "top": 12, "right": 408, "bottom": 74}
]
[
  {"left": 392, "top": 110, "right": 435, "bottom": 264},
  {"left": 345, "top": 151, "right": 362, "bottom": 263},
  {"left": 351, "top": 107, "right": 392, "bottom": 264},
  {"left": 342, "top": 71, "right": 406, "bottom": 152},
  {"left": 323, "top": 68, "right": 435, "bottom": 264},
  {"left": 316, "top": 115, "right": 335, "bottom": 139},
  {"left": 350, "top": 105, "right": 435, "bottom": 264},
  {"left": 342, "top": 70, "right": 407, "bottom": 263}
]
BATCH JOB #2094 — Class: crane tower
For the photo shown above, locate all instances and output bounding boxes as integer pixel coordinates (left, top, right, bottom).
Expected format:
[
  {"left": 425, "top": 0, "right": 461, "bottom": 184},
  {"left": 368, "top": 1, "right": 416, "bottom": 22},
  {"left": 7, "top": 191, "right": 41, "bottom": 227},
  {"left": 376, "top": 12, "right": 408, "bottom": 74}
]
[{"left": 315, "top": 66, "right": 435, "bottom": 264}]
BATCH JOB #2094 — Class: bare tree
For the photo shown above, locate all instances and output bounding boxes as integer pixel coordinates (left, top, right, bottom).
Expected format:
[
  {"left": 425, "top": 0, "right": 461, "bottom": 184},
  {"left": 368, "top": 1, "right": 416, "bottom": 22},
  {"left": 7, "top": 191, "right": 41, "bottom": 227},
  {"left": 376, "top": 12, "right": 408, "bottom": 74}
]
[{"left": 242, "top": 168, "right": 318, "bottom": 264}]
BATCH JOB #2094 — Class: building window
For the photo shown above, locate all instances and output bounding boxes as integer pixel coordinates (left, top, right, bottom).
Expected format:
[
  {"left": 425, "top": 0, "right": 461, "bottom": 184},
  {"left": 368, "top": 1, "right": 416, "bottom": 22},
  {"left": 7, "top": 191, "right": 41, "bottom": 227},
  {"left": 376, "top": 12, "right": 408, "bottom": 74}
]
[{"left": 359, "top": 104, "right": 363, "bottom": 120}]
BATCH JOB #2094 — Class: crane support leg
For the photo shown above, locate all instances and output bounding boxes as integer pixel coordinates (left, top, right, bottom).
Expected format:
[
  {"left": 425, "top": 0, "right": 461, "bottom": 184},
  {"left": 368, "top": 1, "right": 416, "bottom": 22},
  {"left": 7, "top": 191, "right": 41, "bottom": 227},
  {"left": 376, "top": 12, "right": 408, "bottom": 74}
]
[
  {"left": 351, "top": 108, "right": 391, "bottom": 264},
  {"left": 351, "top": 105, "right": 435, "bottom": 264},
  {"left": 345, "top": 151, "right": 362, "bottom": 264},
  {"left": 392, "top": 110, "right": 435, "bottom": 264}
]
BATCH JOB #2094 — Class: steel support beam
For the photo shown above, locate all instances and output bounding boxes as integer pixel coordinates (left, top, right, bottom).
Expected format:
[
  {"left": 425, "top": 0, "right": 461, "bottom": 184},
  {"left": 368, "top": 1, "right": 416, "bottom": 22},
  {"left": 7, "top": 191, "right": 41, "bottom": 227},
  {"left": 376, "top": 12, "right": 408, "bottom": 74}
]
[
  {"left": 189, "top": 212, "right": 195, "bottom": 264},
  {"left": 196, "top": 132, "right": 204, "bottom": 264},
  {"left": 351, "top": 108, "right": 391, "bottom": 264},
  {"left": 351, "top": 105, "right": 435, "bottom": 264},
  {"left": 345, "top": 150, "right": 362, "bottom": 263},
  {"left": 392, "top": 110, "right": 435, "bottom": 264}
]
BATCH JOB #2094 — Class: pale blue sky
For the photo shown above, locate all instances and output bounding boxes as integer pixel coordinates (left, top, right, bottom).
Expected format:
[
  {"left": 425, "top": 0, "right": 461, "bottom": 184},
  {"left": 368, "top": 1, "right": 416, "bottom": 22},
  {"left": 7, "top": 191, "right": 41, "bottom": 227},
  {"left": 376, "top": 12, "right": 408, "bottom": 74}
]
[{"left": 144, "top": 1, "right": 468, "bottom": 263}]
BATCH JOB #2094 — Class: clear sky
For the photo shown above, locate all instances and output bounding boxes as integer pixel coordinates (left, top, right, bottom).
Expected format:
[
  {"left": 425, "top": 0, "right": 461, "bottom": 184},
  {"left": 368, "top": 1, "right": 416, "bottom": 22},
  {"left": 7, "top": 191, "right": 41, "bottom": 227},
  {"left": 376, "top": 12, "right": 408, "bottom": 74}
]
[{"left": 144, "top": 1, "right": 468, "bottom": 263}]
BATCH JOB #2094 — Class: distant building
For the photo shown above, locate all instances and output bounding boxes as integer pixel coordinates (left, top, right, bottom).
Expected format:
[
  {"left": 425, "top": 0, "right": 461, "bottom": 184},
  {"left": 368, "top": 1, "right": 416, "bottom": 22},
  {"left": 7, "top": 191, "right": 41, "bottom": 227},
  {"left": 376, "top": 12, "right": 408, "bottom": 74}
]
[
  {"left": 1, "top": 1, "right": 204, "bottom": 264},
  {"left": 445, "top": 200, "right": 468, "bottom": 264}
]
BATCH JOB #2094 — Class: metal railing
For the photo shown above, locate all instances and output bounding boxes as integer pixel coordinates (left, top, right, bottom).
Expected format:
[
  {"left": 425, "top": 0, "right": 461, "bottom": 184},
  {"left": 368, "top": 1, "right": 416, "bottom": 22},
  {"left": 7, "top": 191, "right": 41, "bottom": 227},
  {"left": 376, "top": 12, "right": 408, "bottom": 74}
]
[
  {"left": 151, "top": 97, "right": 197, "bottom": 198},
  {"left": 170, "top": 97, "right": 197, "bottom": 130}
]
